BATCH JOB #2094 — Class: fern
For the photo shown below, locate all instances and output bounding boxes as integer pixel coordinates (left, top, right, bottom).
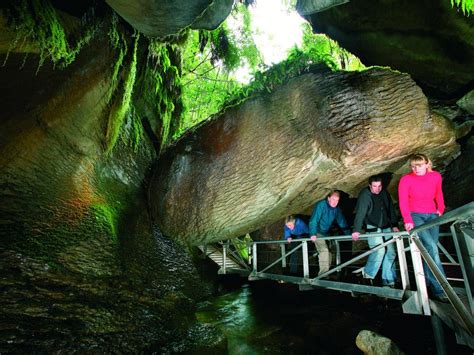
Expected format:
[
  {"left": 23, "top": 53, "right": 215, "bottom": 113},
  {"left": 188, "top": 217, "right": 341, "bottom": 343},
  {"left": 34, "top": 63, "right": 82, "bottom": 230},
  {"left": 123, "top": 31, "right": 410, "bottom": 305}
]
[{"left": 451, "top": 0, "right": 474, "bottom": 15}]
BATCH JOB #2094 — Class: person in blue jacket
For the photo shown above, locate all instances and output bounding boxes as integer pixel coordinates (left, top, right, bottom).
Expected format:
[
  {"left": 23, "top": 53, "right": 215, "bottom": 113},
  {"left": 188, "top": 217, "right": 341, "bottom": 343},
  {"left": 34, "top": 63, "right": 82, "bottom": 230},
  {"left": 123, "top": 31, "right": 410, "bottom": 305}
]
[
  {"left": 309, "top": 190, "right": 351, "bottom": 276},
  {"left": 284, "top": 215, "right": 309, "bottom": 274}
]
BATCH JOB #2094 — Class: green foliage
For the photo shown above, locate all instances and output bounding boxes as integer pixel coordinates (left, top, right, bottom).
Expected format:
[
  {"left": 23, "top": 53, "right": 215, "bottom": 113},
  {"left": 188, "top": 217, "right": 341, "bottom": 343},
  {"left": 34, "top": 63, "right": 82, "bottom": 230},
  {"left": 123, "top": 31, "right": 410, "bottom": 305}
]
[
  {"left": 299, "top": 23, "right": 364, "bottom": 71},
  {"left": 451, "top": 0, "right": 474, "bottom": 15},
  {"left": 5, "top": 0, "right": 98, "bottom": 70},
  {"left": 178, "top": 3, "right": 263, "bottom": 136},
  {"left": 221, "top": 24, "right": 365, "bottom": 109},
  {"left": 180, "top": 30, "right": 241, "bottom": 134},
  {"left": 178, "top": 9, "right": 365, "bottom": 139}
]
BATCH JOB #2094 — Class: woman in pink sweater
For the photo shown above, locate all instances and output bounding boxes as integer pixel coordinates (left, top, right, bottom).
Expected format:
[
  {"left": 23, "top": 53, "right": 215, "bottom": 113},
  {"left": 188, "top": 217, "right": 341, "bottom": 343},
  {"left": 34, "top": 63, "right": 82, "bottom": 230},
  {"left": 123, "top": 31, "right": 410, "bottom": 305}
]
[{"left": 398, "top": 153, "right": 446, "bottom": 300}]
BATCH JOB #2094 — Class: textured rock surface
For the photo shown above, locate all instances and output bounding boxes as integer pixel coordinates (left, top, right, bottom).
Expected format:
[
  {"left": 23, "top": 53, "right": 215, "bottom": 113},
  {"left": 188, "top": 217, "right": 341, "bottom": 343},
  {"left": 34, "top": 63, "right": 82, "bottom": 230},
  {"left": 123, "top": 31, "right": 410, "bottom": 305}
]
[
  {"left": 301, "top": 0, "right": 474, "bottom": 99},
  {"left": 356, "top": 330, "right": 404, "bottom": 355},
  {"left": 149, "top": 67, "right": 458, "bottom": 245},
  {"left": 106, "top": 0, "right": 233, "bottom": 38},
  {"left": 0, "top": 17, "right": 213, "bottom": 353},
  {"left": 444, "top": 136, "right": 474, "bottom": 208},
  {"left": 457, "top": 90, "right": 474, "bottom": 115}
]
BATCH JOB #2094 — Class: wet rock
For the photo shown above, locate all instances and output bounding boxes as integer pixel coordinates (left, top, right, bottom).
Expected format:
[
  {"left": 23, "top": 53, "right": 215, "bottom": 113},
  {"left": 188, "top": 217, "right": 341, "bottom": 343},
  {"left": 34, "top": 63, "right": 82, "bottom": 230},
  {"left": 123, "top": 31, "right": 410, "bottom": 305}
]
[
  {"left": 296, "top": 0, "right": 349, "bottom": 15},
  {"left": 457, "top": 90, "right": 474, "bottom": 115},
  {"left": 356, "top": 330, "right": 404, "bottom": 355},
  {"left": 150, "top": 67, "right": 458, "bottom": 245},
  {"left": 105, "top": 0, "right": 233, "bottom": 38}
]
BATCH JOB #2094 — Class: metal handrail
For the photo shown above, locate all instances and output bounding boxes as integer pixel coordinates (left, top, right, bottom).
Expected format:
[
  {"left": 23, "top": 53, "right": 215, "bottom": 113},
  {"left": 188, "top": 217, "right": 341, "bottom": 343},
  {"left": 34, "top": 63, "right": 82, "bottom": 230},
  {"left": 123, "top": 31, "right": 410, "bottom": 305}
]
[
  {"left": 410, "top": 202, "right": 474, "bottom": 235},
  {"left": 411, "top": 235, "right": 474, "bottom": 337}
]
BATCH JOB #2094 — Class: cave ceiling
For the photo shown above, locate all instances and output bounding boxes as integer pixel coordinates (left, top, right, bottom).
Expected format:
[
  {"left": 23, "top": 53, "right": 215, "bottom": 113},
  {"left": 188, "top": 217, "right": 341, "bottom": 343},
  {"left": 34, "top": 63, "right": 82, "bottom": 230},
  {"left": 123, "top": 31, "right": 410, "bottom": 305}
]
[{"left": 297, "top": 0, "right": 474, "bottom": 100}]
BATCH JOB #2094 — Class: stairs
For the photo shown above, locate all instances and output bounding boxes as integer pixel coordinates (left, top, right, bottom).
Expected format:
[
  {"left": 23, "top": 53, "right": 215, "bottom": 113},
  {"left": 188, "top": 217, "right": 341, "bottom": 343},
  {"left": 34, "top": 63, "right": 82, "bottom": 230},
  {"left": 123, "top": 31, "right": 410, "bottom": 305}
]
[{"left": 198, "top": 244, "right": 249, "bottom": 275}]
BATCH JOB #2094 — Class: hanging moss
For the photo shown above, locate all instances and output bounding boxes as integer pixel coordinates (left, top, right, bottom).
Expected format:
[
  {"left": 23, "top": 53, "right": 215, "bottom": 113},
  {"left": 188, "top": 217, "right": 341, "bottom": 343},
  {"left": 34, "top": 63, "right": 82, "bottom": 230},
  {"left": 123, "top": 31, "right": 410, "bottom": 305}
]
[
  {"left": 4, "top": 0, "right": 99, "bottom": 70},
  {"left": 107, "top": 13, "right": 127, "bottom": 103},
  {"left": 105, "top": 32, "right": 139, "bottom": 155},
  {"left": 146, "top": 40, "right": 183, "bottom": 149}
]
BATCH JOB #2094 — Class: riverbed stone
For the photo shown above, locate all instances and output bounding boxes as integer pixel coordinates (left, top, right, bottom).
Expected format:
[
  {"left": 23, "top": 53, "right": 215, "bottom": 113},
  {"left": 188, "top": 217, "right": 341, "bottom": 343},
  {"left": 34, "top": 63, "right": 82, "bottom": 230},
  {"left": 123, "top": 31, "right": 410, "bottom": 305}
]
[{"left": 356, "top": 330, "right": 404, "bottom": 355}]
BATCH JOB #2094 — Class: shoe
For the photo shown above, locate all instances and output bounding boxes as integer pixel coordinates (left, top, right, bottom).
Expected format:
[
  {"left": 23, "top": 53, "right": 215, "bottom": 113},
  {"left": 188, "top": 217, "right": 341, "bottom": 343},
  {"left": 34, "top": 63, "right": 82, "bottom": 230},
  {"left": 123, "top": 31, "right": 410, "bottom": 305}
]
[
  {"left": 357, "top": 269, "right": 374, "bottom": 286},
  {"left": 432, "top": 294, "right": 449, "bottom": 303},
  {"left": 312, "top": 252, "right": 319, "bottom": 258}
]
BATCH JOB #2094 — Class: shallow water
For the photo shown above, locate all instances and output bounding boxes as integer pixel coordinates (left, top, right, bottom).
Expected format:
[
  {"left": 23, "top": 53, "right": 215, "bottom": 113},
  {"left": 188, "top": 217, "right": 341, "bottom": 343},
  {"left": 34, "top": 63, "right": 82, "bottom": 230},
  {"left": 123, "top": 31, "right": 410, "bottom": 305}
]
[{"left": 196, "top": 279, "right": 470, "bottom": 354}]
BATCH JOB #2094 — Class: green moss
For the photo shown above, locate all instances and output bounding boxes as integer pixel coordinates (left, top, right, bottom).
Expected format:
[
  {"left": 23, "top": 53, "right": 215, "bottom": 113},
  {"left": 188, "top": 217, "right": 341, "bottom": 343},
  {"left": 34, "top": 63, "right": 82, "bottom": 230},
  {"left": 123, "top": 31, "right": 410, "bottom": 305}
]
[
  {"left": 145, "top": 40, "right": 183, "bottom": 149},
  {"left": 5, "top": 0, "right": 98, "bottom": 70},
  {"left": 90, "top": 203, "right": 118, "bottom": 242},
  {"left": 105, "top": 32, "right": 139, "bottom": 155},
  {"left": 130, "top": 107, "right": 144, "bottom": 153}
]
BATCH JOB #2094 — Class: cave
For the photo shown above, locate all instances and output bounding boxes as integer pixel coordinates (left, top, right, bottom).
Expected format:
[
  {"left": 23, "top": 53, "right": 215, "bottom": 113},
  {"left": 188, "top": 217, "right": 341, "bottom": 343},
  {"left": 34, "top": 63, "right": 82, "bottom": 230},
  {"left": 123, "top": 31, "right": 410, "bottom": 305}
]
[{"left": 0, "top": 0, "right": 473, "bottom": 352}]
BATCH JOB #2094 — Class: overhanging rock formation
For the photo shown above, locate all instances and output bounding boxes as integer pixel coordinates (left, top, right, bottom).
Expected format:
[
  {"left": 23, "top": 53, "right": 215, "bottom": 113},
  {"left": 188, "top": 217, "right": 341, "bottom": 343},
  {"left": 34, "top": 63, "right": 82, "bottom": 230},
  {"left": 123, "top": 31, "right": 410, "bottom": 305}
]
[
  {"left": 149, "top": 67, "right": 458, "bottom": 245},
  {"left": 106, "top": 0, "right": 234, "bottom": 38},
  {"left": 298, "top": 0, "right": 474, "bottom": 99}
]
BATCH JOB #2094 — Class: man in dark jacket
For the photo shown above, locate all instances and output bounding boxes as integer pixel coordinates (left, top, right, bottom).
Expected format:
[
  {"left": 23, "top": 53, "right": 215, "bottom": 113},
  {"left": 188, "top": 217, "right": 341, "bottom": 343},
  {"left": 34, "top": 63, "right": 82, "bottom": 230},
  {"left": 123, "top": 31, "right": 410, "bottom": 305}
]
[
  {"left": 309, "top": 190, "right": 350, "bottom": 276},
  {"left": 352, "top": 175, "right": 400, "bottom": 287}
]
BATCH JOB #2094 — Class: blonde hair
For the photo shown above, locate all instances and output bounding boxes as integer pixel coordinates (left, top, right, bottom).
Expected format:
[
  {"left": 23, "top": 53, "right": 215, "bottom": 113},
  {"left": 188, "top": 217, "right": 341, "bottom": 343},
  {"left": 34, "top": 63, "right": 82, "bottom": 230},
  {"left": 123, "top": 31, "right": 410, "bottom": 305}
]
[{"left": 409, "top": 153, "right": 433, "bottom": 172}]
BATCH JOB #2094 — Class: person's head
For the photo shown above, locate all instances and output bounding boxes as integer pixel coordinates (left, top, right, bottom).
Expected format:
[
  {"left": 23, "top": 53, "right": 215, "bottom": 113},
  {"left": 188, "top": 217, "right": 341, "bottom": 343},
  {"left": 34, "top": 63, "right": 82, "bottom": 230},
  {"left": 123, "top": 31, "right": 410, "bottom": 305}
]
[
  {"left": 368, "top": 175, "right": 383, "bottom": 195},
  {"left": 409, "top": 153, "right": 432, "bottom": 176},
  {"left": 327, "top": 190, "right": 340, "bottom": 208},
  {"left": 285, "top": 215, "right": 296, "bottom": 229}
]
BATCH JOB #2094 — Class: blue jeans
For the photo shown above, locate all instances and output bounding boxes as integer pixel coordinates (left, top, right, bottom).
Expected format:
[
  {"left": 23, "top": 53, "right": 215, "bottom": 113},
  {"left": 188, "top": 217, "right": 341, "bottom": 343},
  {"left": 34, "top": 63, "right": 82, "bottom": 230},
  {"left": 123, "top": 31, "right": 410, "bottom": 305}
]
[
  {"left": 412, "top": 213, "right": 446, "bottom": 296},
  {"left": 364, "top": 225, "right": 397, "bottom": 286}
]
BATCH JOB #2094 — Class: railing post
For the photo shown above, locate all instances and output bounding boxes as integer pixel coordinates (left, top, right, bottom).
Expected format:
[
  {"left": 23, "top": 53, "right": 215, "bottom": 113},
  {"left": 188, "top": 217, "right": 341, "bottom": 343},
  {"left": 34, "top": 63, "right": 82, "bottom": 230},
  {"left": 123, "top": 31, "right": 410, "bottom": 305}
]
[
  {"left": 409, "top": 234, "right": 431, "bottom": 315},
  {"left": 222, "top": 242, "right": 227, "bottom": 275},
  {"left": 252, "top": 243, "right": 257, "bottom": 273},
  {"left": 396, "top": 235, "right": 410, "bottom": 290},
  {"left": 335, "top": 240, "right": 341, "bottom": 268},
  {"left": 451, "top": 222, "right": 474, "bottom": 315},
  {"left": 302, "top": 241, "right": 309, "bottom": 279},
  {"left": 280, "top": 243, "right": 287, "bottom": 268}
]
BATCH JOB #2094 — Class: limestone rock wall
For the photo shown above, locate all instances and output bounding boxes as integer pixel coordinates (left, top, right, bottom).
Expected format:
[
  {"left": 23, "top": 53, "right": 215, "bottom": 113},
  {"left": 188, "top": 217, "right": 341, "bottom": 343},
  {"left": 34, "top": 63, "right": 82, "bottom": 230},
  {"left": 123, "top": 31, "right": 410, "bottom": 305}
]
[
  {"left": 0, "top": 11, "right": 211, "bottom": 352},
  {"left": 149, "top": 67, "right": 458, "bottom": 245}
]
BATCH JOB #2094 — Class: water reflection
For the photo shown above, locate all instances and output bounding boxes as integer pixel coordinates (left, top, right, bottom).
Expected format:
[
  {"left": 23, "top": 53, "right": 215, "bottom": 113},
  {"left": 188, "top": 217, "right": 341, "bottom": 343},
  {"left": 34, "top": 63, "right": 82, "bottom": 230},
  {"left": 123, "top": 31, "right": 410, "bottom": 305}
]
[{"left": 196, "top": 280, "right": 447, "bottom": 354}]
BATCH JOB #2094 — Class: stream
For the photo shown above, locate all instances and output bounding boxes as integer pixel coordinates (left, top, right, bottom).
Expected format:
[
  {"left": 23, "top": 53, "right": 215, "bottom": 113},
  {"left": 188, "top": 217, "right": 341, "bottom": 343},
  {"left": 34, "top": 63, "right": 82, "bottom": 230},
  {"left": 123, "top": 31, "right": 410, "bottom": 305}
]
[{"left": 195, "top": 279, "right": 465, "bottom": 354}]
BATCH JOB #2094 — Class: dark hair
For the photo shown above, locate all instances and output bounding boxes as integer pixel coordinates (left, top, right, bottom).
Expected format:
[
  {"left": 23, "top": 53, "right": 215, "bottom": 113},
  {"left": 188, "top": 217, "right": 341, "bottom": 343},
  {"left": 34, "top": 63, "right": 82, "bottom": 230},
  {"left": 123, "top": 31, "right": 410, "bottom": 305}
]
[
  {"left": 285, "top": 215, "right": 295, "bottom": 224},
  {"left": 368, "top": 175, "right": 382, "bottom": 184}
]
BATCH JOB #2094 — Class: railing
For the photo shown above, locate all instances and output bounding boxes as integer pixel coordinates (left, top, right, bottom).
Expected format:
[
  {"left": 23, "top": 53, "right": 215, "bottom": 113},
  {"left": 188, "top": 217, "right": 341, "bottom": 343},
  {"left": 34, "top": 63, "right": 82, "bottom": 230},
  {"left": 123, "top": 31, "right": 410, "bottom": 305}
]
[{"left": 245, "top": 202, "right": 474, "bottom": 340}]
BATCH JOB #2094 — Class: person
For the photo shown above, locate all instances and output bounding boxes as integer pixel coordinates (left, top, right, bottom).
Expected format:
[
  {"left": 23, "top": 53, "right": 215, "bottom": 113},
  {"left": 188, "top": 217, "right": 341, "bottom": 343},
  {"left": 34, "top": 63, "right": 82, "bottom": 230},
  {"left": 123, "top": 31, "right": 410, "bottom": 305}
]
[
  {"left": 284, "top": 215, "right": 309, "bottom": 274},
  {"left": 309, "top": 191, "right": 351, "bottom": 276},
  {"left": 398, "top": 153, "right": 447, "bottom": 301},
  {"left": 352, "top": 175, "right": 400, "bottom": 287}
]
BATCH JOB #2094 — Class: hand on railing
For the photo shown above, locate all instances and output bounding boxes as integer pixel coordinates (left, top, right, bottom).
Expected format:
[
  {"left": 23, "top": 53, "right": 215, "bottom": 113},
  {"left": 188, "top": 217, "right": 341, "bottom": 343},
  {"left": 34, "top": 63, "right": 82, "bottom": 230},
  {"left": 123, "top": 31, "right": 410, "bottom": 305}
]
[
  {"left": 287, "top": 237, "right": 292, "bottom": 244},
  {"left": 351, "top": 232, "right": 360, "bottom": 241},
  {"left": 392, "top": 227, "right": 400, "bottom": 232},
  {"left": 310, "top": 235, "right": 317, "bottom": 242},
  {"left": 404, "top": 223, "right": 414, "bottom": 232}
]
